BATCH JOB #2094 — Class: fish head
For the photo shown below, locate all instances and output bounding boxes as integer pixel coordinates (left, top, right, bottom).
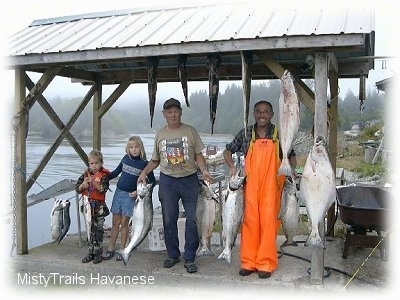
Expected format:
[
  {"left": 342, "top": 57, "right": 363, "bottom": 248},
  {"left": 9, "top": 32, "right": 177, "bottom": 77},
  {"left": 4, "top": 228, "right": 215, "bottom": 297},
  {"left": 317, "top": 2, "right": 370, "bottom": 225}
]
[
  {"left": 199, "top": 180, "right": 214, "bottom": 199},
  {"left": 229, "top": 169, "right": 246, "bottom": 190},
  {"left": 137, "top": 182, "right": 152, "bottom": 198}
]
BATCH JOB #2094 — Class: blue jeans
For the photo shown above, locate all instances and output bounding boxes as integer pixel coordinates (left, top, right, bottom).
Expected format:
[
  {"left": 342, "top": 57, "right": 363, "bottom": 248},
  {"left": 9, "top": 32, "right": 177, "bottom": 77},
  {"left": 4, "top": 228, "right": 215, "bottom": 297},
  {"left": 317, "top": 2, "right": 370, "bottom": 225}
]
[{"left": 158, "top": 172, "right": 199, "bottom": 262}]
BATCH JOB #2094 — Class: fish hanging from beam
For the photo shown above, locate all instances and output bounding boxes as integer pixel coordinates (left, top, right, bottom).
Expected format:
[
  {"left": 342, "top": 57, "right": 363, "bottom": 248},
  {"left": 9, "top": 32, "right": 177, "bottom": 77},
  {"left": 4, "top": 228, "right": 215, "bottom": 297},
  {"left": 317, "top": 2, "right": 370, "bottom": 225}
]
[
  {"left": 207, "top": 53, "right": 221, "bottom": 135},
  {"left": 177, "top": 54, "right": 190, "bottom": 108},
  {"left": 147, "top": 56, "right": 159, "bottom": 128},
  {"left": 241, "top": 51, "right": 252, "bottom": 136}
]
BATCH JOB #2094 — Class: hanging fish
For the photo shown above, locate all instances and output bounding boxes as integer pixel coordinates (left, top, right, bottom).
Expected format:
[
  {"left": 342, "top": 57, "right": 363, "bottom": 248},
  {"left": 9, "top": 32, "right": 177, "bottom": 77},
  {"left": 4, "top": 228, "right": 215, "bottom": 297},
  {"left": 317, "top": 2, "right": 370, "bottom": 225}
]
[
  {"left": 50, "top": 199, "right": 64, "bottom": 241},
  {"left": 241, "top": 51, "right": 252, "bottom": 136},
  {"left": 147, "top": 56, "right": 159, "bottom": 128},
  {"left": 57, "top": 199, "right": 71, "bottom": 244},
  {"left": 177, "top": 54, "right": 190, "bottom": 108},
  {"left": 207, "top": 53, "right": 221, "bottom": 135}
]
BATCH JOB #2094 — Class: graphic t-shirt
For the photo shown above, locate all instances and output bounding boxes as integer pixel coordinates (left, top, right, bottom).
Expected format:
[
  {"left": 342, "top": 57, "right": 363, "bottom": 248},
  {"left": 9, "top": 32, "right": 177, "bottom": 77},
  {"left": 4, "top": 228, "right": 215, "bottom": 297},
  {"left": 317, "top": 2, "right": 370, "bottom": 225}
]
[{"left": 152, "top": 123, "right": 205, "bottom": 177}]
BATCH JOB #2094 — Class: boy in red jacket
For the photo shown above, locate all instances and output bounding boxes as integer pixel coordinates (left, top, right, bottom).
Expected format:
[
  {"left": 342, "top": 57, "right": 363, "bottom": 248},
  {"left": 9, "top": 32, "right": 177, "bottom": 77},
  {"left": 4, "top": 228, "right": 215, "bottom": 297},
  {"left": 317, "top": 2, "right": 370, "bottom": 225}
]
[{"left": 76, "top": 149, "right": 110, "bottom": 264}]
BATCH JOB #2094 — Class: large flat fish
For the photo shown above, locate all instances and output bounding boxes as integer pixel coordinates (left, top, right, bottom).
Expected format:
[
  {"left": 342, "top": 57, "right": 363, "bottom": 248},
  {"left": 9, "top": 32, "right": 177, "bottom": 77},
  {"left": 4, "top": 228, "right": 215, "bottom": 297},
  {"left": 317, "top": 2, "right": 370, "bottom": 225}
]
[
  {"left": 82, "top": 195, "right": 92, "bottom": 243},
  {"left": 116, "top": 183, "right": 154, "bottom": 265},
  {"left": 177, "top": 54, "right": 190, "bottom": 108},
  {"left": 299, "top": 136, "right": 336, "bottom": 248},
  {"left": 196, "top": 180, "right": 218, "bottom": 257},
  {"left": 278, "top": 70, "right": 300, "bottom": 178},
  {"left": 241, "top": 50, "right": 252, "bottom": 136},
  {"left": 57, "top": 199, "right": 71, "bottom": 244},
  {"left": 278, "top": 178, "right": 299, "bottom": 247},
  {"left": 217, "top": 170, "right": 245, "bottom": 265},
  {"left": 207, "top": 53, "right": 221, "bottom": 135},
  {"left": 147, "top": 56, "right": 159, "bottom": 128},
  {"left": 50, "top": 199, "right": 63, "bottom": 241}
]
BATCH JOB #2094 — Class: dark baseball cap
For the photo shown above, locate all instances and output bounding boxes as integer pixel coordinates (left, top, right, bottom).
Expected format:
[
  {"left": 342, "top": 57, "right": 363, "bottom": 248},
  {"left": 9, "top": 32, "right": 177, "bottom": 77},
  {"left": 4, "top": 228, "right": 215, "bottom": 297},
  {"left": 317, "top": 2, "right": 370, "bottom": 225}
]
[{"left": 163, "top": 98, "right": 182, "bottom": 110}]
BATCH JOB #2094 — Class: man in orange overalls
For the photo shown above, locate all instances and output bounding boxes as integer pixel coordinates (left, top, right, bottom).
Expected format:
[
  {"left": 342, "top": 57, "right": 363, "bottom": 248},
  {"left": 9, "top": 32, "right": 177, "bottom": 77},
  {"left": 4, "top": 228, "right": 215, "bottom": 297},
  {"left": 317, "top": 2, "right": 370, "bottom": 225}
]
[{"left": 223, "top": 100, "right": 296, "bottom": 279}]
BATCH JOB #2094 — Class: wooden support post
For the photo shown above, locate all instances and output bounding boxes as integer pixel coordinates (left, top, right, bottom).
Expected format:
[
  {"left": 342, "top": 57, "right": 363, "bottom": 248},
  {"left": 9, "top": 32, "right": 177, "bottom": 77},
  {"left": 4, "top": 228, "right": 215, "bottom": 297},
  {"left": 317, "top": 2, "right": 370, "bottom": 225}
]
[
  {"left": 14, "top": 69, "right": 29, "bottom": 254},
  {"left": 309, "top": 52, "right": 329, "bottom": 285}
]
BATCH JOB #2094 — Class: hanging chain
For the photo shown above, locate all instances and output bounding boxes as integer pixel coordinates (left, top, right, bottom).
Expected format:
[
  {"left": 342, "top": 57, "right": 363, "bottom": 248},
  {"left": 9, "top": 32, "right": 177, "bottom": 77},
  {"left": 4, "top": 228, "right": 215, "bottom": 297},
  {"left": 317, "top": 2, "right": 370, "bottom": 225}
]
[{"left": 11, "top": 125, "right": 18, "bottom": 256}]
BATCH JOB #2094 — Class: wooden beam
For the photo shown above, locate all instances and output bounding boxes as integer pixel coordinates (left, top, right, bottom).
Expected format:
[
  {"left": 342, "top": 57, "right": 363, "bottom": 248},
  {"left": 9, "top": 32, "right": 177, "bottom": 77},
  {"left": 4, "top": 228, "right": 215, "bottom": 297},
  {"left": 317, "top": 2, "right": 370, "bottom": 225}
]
[
  {"left": 25, "top": 74, "right": 89, "bottom": 166},
  {"left": 309, "top": 52, "right": 329, "bottom": 285},
  {"left": 26, "top": 85, "right": 97, "bottom": 190},
  {"left": 327, "top": 52, "right": 339, "bottom": 239},
  {"left": 98, "top": 82, "right": 131, "bottom": 118},
  {"left": 93, "top": 84, "right": 102, "bottom": 150},
  {"left": 6, "top": 34, "right": 366, "bottom": 68},
  {"left": 14, "top": 69, "right": 28, "bottom": 254},
  {"left": 20, "top": 67, "right": 63, "bottom": 114},
  {"left": 255, "top": 52, "right": 315, "bottom": 112}
]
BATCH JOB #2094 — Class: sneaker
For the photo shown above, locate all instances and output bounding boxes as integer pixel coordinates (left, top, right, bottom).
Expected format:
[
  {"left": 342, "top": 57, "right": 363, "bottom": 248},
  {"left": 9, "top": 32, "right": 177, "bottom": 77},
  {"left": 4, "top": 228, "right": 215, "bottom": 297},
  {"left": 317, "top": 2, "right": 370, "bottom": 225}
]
[
  {"left": 163, "top": 257, "right": 180, "bottom": 268},
  {"left": 93, "top": 254, "right": 103, "bottom": 264},
  {"left": 239, "top": 268, "right": 254, "bottom": 276},
  {"left": 258, "top": 271, "right": 272, "bottom": 279},
  {"left": 184, "top": 261, "right": 198, "bottom": 273},
  {"left": 82, "top": 254, "right": 94, "bottom": 263}
]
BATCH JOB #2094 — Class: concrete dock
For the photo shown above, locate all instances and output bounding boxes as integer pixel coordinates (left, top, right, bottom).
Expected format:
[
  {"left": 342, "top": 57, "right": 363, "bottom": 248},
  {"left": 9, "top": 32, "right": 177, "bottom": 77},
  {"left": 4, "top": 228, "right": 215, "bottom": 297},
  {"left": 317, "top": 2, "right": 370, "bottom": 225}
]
[{"left": 5, "top": 229, "right": 395, "bottom": 299}]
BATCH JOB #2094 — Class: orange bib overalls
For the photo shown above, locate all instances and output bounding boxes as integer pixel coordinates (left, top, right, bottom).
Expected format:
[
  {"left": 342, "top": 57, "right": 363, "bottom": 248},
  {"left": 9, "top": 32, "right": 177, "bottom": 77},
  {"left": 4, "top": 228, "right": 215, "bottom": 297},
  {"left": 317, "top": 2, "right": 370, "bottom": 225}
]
[{"left": 240, "top": 128, "right": 285, "bottom": 272}]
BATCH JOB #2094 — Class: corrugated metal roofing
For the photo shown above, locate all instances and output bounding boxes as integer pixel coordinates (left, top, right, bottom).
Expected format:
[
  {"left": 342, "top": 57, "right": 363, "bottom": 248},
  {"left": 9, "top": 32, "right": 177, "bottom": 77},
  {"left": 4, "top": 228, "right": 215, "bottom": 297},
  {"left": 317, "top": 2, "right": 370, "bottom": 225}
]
[{"left": 7, "top": 3, "right": 374, "bottom": 57}]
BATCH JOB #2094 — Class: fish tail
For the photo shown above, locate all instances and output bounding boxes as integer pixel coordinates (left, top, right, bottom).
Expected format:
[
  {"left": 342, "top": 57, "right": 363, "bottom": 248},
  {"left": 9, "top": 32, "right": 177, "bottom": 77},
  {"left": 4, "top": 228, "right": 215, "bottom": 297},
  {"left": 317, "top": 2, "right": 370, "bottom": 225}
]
[
  {"left": 305, "top": 229, "right": 324, "bottom": 248},
  {"left": 217, "top": 248, "right": 231, "bottom": 265},
  {"left": 196, "top": 245, "right": 214, "bottom": 257},
  {"left": 115, "top": 249, "right": 129, "bottom": 266}
]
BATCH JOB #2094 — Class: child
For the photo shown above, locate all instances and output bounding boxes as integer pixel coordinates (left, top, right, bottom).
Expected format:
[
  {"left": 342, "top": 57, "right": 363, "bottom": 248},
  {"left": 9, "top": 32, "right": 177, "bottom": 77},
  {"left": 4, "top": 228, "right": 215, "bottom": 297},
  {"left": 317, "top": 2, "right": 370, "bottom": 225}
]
[
  {"left": 102, "top": 136, "right": 156, "bottom": 261},
  {"left": 75, "top": 149, "right": 110, "bottom": 264}
]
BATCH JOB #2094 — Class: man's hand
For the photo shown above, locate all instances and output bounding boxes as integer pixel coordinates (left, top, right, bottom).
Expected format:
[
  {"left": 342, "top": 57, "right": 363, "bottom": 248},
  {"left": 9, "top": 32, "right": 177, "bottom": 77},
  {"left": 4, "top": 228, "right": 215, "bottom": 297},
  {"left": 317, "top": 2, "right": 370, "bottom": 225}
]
[{"left": 202, "top": 169, "right": 214, "bottom": 184}]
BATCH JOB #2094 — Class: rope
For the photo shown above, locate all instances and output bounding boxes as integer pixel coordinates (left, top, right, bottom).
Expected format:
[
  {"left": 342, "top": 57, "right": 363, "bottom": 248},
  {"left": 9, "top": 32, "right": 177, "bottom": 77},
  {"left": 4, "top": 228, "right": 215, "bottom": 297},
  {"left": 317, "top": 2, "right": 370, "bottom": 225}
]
[{"left": 343, "top": 229, "right": 390, "bottom": 289}]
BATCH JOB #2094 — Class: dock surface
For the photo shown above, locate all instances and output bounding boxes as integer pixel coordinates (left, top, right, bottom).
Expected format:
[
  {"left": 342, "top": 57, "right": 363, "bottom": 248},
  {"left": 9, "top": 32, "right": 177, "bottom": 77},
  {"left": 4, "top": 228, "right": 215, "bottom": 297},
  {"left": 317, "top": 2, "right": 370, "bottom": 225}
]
[{"left": 5, "top": 230, "right": 393, "bottom": 298}]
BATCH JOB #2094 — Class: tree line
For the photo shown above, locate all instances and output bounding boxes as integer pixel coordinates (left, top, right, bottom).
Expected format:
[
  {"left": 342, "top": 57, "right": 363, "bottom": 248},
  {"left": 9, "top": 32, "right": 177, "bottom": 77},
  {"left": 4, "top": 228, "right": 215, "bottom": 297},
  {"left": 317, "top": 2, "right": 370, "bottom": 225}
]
[{"left": 28, "top": 80, "right": 385, "bottom": 138}]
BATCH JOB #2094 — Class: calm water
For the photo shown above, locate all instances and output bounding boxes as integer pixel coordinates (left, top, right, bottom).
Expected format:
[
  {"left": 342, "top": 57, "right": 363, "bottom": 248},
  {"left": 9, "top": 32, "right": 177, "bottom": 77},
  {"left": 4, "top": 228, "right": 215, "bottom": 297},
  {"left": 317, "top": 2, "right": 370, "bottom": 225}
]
[{"left": 12, "top": 133, "right": 233, "bottom": 249}]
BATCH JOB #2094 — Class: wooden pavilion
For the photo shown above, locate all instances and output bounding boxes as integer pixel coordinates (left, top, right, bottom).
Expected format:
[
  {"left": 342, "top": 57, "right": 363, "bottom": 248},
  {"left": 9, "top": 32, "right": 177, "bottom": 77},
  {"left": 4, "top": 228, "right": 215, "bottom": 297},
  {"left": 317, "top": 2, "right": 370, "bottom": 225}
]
[{"left": 5, "top": 2, "right": 376, "bottom": 283}]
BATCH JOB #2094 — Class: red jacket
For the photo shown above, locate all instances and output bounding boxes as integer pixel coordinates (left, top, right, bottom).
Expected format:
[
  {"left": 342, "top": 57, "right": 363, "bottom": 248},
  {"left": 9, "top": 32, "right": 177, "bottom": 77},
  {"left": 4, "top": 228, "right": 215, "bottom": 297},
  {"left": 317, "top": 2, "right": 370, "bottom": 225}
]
[{"left": 77, "top": 167, "right": 110, "bottom": 202}]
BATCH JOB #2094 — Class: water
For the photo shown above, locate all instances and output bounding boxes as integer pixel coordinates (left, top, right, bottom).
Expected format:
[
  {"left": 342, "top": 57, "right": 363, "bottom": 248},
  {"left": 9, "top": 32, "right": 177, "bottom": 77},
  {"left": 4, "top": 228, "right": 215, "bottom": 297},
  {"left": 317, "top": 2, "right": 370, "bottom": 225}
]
[{"left": 12, "top": 133, "right": 233, "bottom": 249}]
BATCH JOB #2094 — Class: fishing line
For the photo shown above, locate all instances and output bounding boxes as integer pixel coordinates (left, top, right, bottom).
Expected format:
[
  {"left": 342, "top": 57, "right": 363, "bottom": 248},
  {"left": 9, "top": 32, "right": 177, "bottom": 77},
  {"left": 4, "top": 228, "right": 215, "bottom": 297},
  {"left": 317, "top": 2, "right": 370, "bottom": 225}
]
[{"left": 343, "top": 229, "right": 390, "bottom": 289}]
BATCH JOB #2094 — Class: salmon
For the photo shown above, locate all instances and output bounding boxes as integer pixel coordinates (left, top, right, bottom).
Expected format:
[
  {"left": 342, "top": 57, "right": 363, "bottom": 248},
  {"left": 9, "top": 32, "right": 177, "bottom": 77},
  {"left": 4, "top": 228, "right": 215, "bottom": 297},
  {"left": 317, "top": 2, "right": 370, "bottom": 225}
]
[
  {"left": 81, "top": 195, "right": 92, "bottom": 243},
  {"left": 196, "top": 180, "right": 218, "bottom": 257},
  {"left": 277, "top": 70, "right": 300, "bottom": 178},
  {"left": 177, "top": 54, "right": 190, "bottom": 107},
  {"left": 241, "top": 51, "right": 252, "bottom": 136},
  {"left": 50, "top": 199, "right": 63, "bottom": 241},
  {"left": 217, "top": 170, "right": 245, "bottom": 265},
  {"left": 278, "top": 178, "right": 299, "bottom": 247},
  {"left": 57, "top": 199, "right": 71, "bottom": 244},
  {"left": 115, "top": 183, "right": 154, "bottom": 265},
  {"left": 299, "top": 136, "right": 336, "bottom": 248},
  {"left": 207, "top": 53, "right": 221, "bottom": 135},
  {"left": 147, "top": 56, "right": 159, "bottom": 128}
]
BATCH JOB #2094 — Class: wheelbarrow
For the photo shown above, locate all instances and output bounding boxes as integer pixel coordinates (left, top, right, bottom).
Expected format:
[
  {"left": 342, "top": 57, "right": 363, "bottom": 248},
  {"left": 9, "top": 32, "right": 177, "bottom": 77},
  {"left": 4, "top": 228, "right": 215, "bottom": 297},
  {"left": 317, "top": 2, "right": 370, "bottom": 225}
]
[{"left": 336, "top": 185, "right": 393, "bottom": 261}]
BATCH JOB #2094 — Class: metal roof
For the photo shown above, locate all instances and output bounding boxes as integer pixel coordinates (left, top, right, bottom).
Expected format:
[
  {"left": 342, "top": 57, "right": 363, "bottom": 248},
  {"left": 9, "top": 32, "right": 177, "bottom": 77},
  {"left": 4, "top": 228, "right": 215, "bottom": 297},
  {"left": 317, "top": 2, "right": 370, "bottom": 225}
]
[{"left": 5, "top": 2, "right": 375, "bottom": 83}]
